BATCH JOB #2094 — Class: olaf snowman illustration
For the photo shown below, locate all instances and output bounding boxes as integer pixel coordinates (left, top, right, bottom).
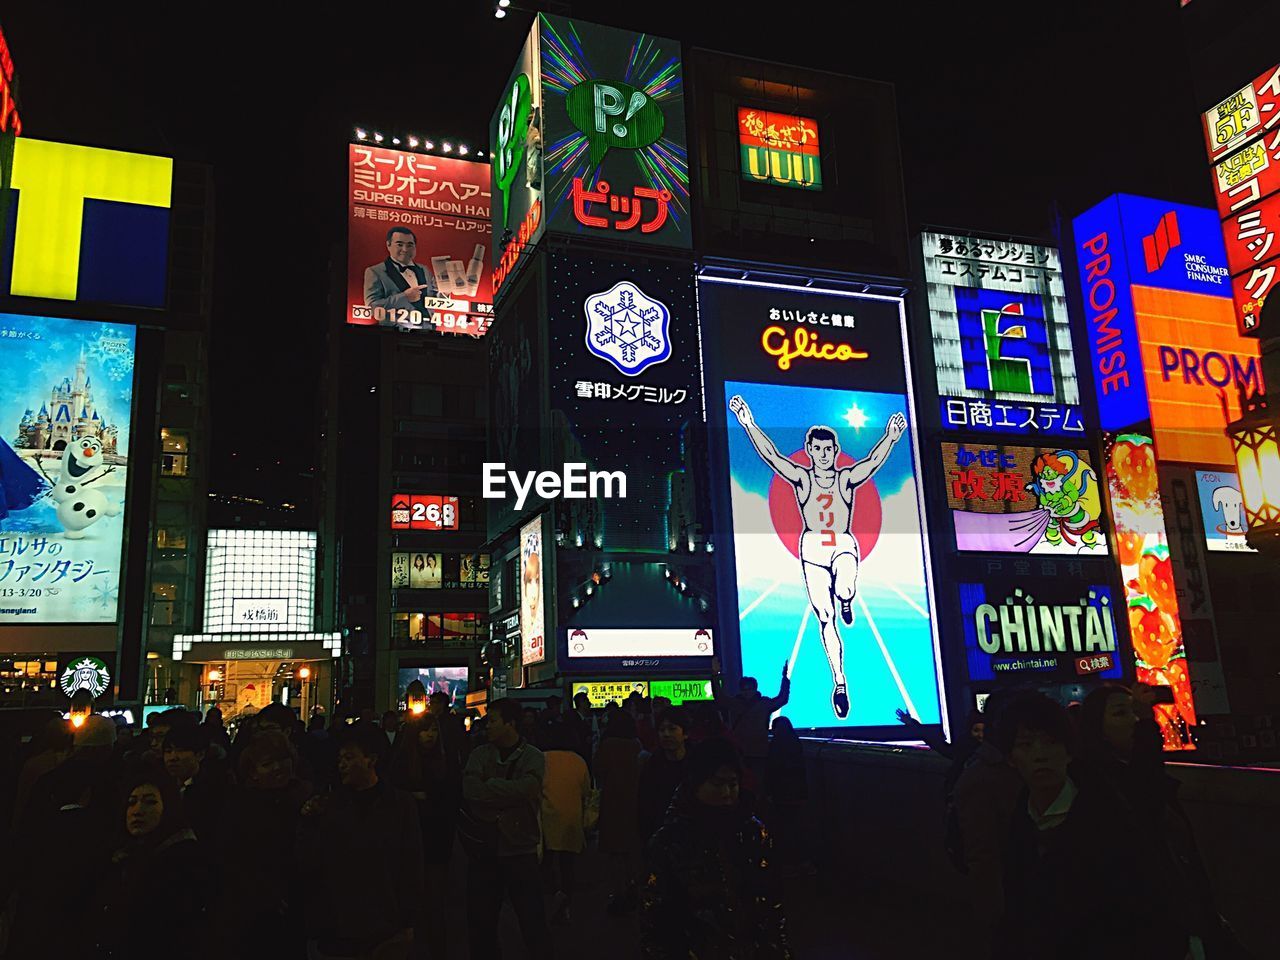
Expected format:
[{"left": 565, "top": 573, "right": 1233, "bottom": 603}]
[{"left": 36, "top": 437, "right": 120, "bottom": 539}]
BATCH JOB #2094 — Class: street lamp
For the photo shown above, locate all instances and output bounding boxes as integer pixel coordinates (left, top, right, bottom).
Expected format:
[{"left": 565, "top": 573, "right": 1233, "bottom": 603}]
[
  {"left": 406, "top": 679, "right": 428, "bottom": 716},
  {"left": 1225, "top": 295, "right": 1280, "bottom": 557}
]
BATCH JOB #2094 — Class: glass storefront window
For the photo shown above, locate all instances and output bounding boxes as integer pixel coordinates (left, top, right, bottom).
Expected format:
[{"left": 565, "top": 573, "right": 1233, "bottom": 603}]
[{"left": 161, "top": 429, "right": 189, "bottom": 477}]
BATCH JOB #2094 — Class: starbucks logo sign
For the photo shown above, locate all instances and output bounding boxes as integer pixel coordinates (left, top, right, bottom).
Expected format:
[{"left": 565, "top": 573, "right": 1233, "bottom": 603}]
[{"left": 60, "top": 657, "right": 111, "bottom": 699}]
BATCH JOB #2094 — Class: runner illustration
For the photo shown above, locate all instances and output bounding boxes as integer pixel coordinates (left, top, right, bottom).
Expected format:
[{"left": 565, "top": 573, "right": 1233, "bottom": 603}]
[{"left": 729, "top": 395, "right": 906, "bottom": 718}]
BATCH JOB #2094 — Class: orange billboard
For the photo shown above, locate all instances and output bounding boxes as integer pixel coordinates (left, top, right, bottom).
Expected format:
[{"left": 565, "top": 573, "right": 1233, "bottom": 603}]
[{"left": 1132, "top": 285, "right": 1263, "bottom": 465}]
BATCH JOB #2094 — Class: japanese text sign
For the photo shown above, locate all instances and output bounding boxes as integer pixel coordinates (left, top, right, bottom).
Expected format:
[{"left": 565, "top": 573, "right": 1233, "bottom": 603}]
[
  {"left": 390, "top": 494, "right": 459, "bottom": 531},
  {"left": 490, "top": 18, "right": 544, "bottom": 296},
  {"left": 539, "top": 14, "right": 690, "bottom": 250},
  {"left": 1073, "top": 194, "right": 1262, "bottom": 463},
  {"left": 348, "top": 145, "right": 492, "bottom": 337},
  {"left": 942, "top": 442, "right": 1109, "bottom": 557},
  {"left": 738, "top": 107, "right": 821, "bottom": 190},
  {"left": 921, "top": 232, "right": 1082, "bottom": 436},
  {"left": 0, "top": 313, "right": 136, "bottom": 624},
  {"left": 1202, "top": 63, "right": 1280, "bottom": 161}
]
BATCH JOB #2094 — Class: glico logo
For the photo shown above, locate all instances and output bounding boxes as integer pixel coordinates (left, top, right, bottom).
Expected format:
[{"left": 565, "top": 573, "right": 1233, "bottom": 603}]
[
  {"left": 761, "top": 326, "right": 867, "bottom": 371},
  {"left": 956, "top": 288, "right": 1052, "bottom": 396},
  {"left": 1142, "top": 210, "right": 1181, "bottom": 272}
]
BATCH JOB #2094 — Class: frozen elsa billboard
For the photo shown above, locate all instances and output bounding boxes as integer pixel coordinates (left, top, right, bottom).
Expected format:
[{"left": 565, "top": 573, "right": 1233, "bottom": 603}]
[{"left": 0, "top": 312, "right": 135, "bottom": 623}]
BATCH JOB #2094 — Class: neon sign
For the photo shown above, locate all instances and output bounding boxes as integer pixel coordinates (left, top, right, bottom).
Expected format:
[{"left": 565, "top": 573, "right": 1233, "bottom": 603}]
[
  {"left": 761, "top": 325, "right": 868, "bottom": 371},
  {"left": 390, "top": 494, "right": 460, "bottom": 531},
  {"left": 738, "top": 108, "right": 821, "bottom": 191},
  {"left": 570, "top": 178, "right": 671, "bottom": 234},
  {"left": 0, "top": 25, "right": 20, "bottom": 135}
]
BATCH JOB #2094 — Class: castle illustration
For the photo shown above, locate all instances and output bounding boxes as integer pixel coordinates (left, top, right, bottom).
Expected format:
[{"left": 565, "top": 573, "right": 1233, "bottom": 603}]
[{"left": 14, "top": 347, "right": 119, "bottom": 454}]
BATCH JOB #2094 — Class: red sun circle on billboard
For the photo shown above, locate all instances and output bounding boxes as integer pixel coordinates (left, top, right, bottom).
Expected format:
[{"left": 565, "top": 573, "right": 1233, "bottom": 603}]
[{"left": 767, "top": 449, "right": 882, "bottom": 560}]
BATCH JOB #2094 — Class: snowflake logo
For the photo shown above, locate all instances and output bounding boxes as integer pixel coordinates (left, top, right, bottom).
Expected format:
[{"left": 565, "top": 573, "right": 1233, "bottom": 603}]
[
  {"left": 583, "top": 280, "right": 672, "bottom": 377},
  {"left": 91, "top": 581, "right": 119, "bottom": 612}
]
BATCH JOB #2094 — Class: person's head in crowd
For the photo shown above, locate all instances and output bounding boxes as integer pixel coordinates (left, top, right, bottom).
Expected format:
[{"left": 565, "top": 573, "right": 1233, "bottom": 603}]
[
  {"left": 308, "top": 715, "right": 326, "bottom": 733},
  {"left": 412, "top": 713, "right": 442, "bottom": 756},
  {"left": 75, "top": 714, "right": 118, "bottom": 752},
  {"left": 428, "top": 691, "right": 452, "bottom": 718},
  {"left": 603, "top": 709, "right": 637, "bottom": 741},
  {"left": 740, "top": 676, "right": 759, "bottom": 697},
  {"left": 603, "top": 701, "right": 622, "bottom": 720},
  {"left": 204, "top": 706, "right": 224, "bottom": 728},
  {"left": 1080, "top": 683, "right": 1137, "bottom": 763},
  {"left": 544, "top": 695, "right": 562, "bottom": 716},
  {"left": 625, "top": 691, "right": 644, "bottom": 716},
  {"left": 573, "top": 691, "right": 591, "bottom": 716},
  {"left": 966, "top": 708, "right": 986, "bottom": 744},
  {"left": 254, "top": 704, "right": 294, "bottom": 737},
  {"left": 977, "top": 689, "right": 1016, "bottom": 753},
  {"left": 770, "top": 715, "right": 799, "bottom": 743},
  {"left": 381, "top": 710, "right": 400, "bottom": 735},
  {"left": 32, "top": 715, "right": 74, "bottom": 758},
  {"left": 684, "top": 739, "right": 744, "bottom": 810},
  {"left": 652, "top": 696, "right": 672, "bottom": 714},
  {"left": 995, "top": 694, "right": 1076, "bottom": 809},
  {"left": 636, "top": 696, "right": 653, "bottom": 719},
  {"left": 657, "top": 707, "right": 690, "bottom": 759},
  {"left": 542, "top": 720, "right": 579, "bottom": 753},
  {"left": 122, "top": 772, "right": 185, "bottom": 843},
  {"left": 485, "top": 698, "right": 523, "bottom": 749},
  {"left": 238, "top": 730, "right": 297, "bottom": 791},
  {"left": 519, "top": 708, "right": 540, "bottom": 741},
  {"left": 163, "top": 724, "right": 209, "bottom": 785},
  {"left": 148, "top": 708, "right": 189, "bottom": 749},
  {"left": 335, "top": 722, "right": 385, "bottom": 791}
]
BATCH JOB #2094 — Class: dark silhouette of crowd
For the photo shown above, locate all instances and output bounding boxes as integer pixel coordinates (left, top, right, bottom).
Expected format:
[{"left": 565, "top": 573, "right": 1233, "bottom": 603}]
[{"left": 0, "top": 672, "right": 1244, "bottom": 960}]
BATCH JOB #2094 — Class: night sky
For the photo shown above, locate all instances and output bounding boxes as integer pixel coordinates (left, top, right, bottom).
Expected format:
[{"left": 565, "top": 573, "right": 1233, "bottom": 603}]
[{"left": 3, "top": 0, "right": 1215, "bottom": 507}]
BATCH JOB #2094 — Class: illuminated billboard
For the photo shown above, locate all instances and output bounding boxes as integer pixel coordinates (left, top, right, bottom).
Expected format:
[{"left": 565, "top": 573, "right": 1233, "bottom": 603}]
[
  {"left": 392, "top": 552, "right": 489, "bottom": 589},
  {"left": 1201, "top": 63, "right": 1280, "bottom": 161},
  {"left": 347, "top": 145, "right": 492, "bottom": 336},
  {"left": 396, "top": 665, "right": 468, "bottom": 709},
  {"left": 941, "top": 442, "right": 1108, "bottom": 556},
  {"left": 1073, "top": 195, "right": 1262, "bottom": 464},
  {"left": 489, "top": 19, "right": 544, "bottom": 296},
  {"left": 566, "top": 627, "right": 713, "bottom": 659},
  {"left": 700, "top": 277, "right": 944, "bottom": 732},
  {"left": 1194, "top": 469, "right": 1255, "bottom": 553},
  {"left": 390, "top": 494, "right": 459, "bottom": 531},
  {"left": 202, "top": 530, "right": 318, "bottom": 634},
  {"left": 922, "top": 232, "right": 1083, "bottom": 436},
  {"left": 1200, "top": 70, "right": 1280, "bottom": 336},
  {"left": 571, "top": 680, "right": 648, "bottom": 709},
  {"left": 520, "top": 515, "right": 545, "bottom": 666},
  {"left": 1104, "top": 433, "right": 1196, "bottom": 750},
  {"left": 539, "top": 14, "right": 689, "bottom": 250},
  {"left": 738, "top": 108, "right": 821, "bottom": 190},
  {"left": 0, "top": 313, "right": 135, "bottom": 624},
  {"left": 6, "top": 139, "right": 172, "bottom": 306},
  {"left": 959, "top": 579, "right": 1122, "bottom": 683}
]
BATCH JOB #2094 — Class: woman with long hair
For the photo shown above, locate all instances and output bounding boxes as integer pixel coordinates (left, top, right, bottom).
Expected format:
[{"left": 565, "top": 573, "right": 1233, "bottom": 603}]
[
  {"left": 390, "top": 713, "right": 461, "bottom": 960},
  {"left": 91, "top": 771, "right": 209, "bottom": 959}
]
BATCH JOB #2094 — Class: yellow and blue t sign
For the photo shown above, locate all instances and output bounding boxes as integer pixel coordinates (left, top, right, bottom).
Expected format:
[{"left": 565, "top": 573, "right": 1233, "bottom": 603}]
[{"left": 6, "top": 138, "right": 172, "bottom": 306}]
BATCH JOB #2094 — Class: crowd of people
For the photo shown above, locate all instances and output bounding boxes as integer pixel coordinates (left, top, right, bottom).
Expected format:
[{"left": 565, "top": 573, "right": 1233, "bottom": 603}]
[
  {"left": 0, "top": 675, "right": 806, "bottom": 960},
  {"left": 0, "top": 672, "right": 1248, "bottom": 960}
]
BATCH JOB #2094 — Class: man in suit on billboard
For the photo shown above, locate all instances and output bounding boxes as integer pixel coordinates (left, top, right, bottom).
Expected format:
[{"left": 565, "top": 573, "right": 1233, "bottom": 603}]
[{"left": 363, "top": 226, "right": 436, "bottom": 313}]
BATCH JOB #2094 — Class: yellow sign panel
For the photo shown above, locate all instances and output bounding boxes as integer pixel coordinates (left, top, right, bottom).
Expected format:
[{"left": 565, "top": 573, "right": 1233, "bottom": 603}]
[
  {"left": 9, "top": 138, "right": 172, "bottom": 300},
  {"left": 571, "top": 680, "right": 649, "bottom": 709}
]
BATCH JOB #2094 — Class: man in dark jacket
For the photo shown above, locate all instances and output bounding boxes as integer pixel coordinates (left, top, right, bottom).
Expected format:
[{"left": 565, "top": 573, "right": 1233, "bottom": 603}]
[
  {"left": 712, "top": 657, "right": 790, "bottom": 785},
  {"left": 462, "top": 697, "right": 551, "bottom": 960},
  {"left": 298, "top": 722, "right": 423, "bottom": 959},
  {"left": 163, "top": 724, "right": 230, "bottom": 846},
  {"left": 642, "top": 738, "right": 791, "bottom": 960},
  {"left": 637, "top": 707, "right": 690, "bottom": 844}
]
